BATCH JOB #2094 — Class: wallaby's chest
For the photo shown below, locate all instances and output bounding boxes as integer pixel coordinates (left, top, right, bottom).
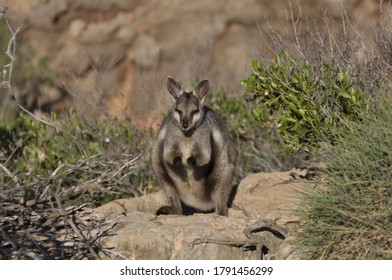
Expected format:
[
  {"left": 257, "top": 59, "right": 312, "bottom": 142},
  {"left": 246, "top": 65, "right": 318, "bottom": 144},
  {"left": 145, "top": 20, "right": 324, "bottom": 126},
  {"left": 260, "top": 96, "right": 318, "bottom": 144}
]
[{"left": 163, "top": 129, "right": 212, "bottom": 170}]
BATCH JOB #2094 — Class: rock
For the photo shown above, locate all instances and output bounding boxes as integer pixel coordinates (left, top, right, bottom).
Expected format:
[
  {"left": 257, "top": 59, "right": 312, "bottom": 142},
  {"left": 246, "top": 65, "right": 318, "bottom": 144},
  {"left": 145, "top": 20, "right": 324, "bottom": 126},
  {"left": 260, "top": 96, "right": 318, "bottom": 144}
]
[
  {"left": 115, "top": 25, "right": 137, "bottom": 45},
  {"left": 231, "top": 168, "right": 309, "bottom": 225},
  {"left": 54, "top": 41, "right": 125, "bottom": 75},
  {"left": 68, "top": 19, "right": 87, "bottom": 39},
  {"left": 150, "top": 13, "right": 226, "bottom": 61},
  {"left": 53, "top": 41, "right": 91, "bottom": 74},
  {"left": 80, "top": 14, "right": 130, "bottom": 44},
  {"left": 275, "top": 235, "right": 302, "bottom": 260},
  {"left": 223, "top": 0, "right": 266, "bottom": 24},
  {"left": 88, "top": 42, "right": 126, "bottom": 71},
  {"left": 5, "top": 0, "right": 47, "bottom": 24},
  {"left": 133, "top": 0, "right": 226, "bottom": 24},
  {"left": 29, "top": 0, "right": 69, "bottom": 28},
  {"left": 325, "top": 0, "right": 358, "bottom": 17},
  {"left": 22, "top": 29, "right": 62, "bottom": 59},
  {"left": 26, "top": 199, "right": 36, "bottom": 207},
  {"left": 97, "top": 63, "right": 126, "bottom": 94},
  {"left": 93, "top": 210, "right": 285, "bottom": 260},
  {"left": 89, "top": 169, "right": 310, "bottom": 259},
  {"left": 128, "top": 35, "right": 160, "bottom": 68},
  {"left": 93, "top": 191, "right": 167, "bottom": 219},
  {"left": 74, "top": 0, "right": 139, "bottom": 11}
]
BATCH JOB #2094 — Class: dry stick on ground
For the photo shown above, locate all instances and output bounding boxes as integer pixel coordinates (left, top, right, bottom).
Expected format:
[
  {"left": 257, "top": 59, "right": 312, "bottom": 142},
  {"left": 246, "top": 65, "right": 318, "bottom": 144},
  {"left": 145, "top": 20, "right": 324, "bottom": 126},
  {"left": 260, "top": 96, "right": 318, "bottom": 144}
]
[
  {"left": 54, "top": 185, "right": 101, "bottom": 259},
  {"left": 0, "top": 163, "right": 19, "bottom": 188}
]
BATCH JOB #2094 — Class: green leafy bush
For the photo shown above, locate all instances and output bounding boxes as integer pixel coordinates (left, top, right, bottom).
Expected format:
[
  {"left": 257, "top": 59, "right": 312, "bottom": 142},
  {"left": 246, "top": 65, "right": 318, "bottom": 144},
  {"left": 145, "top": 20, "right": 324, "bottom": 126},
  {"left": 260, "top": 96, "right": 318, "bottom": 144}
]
[
  {"left": 209, "top": 87, "right": 301, "bottom": 176},
  {"left": 0, "top": 111, "right": 154, "bottom": 206},
  {"left": 240, "top": 51, "right": 367, "bottom": 154},
  {"left": 297, "top": 97, "right": 392, "bottom": 259}
]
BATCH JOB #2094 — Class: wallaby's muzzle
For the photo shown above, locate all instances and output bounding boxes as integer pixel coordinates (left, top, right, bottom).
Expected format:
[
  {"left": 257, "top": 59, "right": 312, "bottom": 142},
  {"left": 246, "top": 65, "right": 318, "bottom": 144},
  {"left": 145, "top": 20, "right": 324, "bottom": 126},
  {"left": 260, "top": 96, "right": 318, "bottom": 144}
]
[{"left": 181, "top": 120, "right": 189, "bottom": 130}]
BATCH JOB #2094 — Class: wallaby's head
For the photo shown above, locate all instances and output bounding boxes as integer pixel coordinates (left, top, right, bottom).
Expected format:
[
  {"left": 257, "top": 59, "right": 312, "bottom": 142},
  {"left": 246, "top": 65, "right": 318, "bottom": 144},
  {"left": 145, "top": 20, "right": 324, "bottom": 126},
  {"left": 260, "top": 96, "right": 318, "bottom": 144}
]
[{"left": 167, "top": 76, "right": 209, "bottom": 133}]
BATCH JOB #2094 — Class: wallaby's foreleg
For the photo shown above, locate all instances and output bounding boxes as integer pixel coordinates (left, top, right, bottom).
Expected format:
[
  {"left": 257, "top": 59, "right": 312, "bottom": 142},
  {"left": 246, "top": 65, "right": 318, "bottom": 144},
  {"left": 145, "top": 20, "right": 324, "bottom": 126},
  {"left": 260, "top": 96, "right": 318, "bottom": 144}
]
[
  {"left": 154, "top": 170, "right": 182, "bottom": 215},
  {"left": 208, "top": 162, "right": 234, "bottom": 216},
  {"left": 154, "top": 168, "right": 182, "bottom": 215},
  {"left": 208, "top": 143, "right": 237, "bottom": 216},
  {"left": 152, "top": 143, "right": 182, "bottom": 215},
  {"left": 156, "top": 185, "right": 182, "bottom": 215},
  {"left": 214, "top": 192, "right": 229, "bottom": 216}
]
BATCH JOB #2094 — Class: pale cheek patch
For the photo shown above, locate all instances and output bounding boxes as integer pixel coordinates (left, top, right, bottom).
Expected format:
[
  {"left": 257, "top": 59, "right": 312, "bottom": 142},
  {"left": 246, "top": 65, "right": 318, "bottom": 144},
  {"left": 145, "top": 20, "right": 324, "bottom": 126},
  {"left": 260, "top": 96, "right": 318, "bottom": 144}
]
[
  {"left": 191, "top": 112, "right": 201, "bottom": 126},
  {"left": 173, "top": 111, "right": 181, "bottom": 125},
  {"left": 157, "top": 126, "right": 167, "bottom": 141}
]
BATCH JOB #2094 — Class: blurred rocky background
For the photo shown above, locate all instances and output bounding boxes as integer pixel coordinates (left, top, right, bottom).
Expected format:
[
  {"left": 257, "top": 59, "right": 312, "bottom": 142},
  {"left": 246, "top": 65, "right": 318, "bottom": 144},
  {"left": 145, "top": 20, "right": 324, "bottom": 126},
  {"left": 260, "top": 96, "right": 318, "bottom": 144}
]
[{"left": 0, "top": 0, "right": 387, "bottom": 129}]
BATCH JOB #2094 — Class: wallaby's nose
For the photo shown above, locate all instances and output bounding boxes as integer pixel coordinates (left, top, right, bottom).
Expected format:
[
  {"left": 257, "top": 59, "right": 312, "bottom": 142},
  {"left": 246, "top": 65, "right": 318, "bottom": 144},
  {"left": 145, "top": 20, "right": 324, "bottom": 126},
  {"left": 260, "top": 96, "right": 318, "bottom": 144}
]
[{"left": 182, "top": 120, "right": 189, "bottom": 129}]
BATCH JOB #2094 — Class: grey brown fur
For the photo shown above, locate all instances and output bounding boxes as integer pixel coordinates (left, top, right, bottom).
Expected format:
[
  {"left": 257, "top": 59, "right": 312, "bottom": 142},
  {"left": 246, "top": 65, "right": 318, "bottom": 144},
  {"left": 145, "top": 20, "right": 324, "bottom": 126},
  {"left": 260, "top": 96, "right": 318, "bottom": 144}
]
[{"left": 151, "top": 77, "right": 236, "bottom": 216}]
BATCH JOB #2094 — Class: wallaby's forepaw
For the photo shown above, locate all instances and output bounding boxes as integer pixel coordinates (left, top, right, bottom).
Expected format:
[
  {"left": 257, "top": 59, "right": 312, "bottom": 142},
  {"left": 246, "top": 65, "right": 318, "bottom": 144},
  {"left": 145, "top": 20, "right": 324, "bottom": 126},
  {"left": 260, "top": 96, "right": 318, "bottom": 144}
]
[
  {"left": 173, "top": 156, "right": 182, "bottom": 165},
  {"left": 186, "top": 156, "right": 196, "bottom": 167}
]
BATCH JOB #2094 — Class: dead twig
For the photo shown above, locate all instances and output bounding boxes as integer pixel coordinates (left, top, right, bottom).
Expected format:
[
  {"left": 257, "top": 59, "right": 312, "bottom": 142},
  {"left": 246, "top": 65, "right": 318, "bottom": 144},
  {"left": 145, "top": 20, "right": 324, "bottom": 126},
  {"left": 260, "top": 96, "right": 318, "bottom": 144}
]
[
  {"left": 190, "top": 238, "right": 261, "bottom": 251},
  {"left": 0, "top": 163, "right": 20, "bottom": 188},
  {"left": 54, "top": 187, "right": 101, "bottom": 259}
]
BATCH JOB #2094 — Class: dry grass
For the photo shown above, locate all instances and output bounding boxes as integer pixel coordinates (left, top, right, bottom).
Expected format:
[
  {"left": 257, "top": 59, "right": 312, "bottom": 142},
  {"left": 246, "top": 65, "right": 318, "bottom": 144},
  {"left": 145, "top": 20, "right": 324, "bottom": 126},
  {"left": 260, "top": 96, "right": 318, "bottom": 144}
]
[{"left": 297, "top": 98, "right": 392, "bottom": 259}]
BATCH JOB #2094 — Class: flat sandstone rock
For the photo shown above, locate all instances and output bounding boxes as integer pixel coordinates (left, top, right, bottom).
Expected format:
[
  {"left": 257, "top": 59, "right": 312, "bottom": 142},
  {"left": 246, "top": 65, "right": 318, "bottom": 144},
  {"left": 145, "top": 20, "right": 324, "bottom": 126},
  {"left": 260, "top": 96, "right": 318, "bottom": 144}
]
[{"left": 91, "top": 169, "right": 310, "bottom": 260}]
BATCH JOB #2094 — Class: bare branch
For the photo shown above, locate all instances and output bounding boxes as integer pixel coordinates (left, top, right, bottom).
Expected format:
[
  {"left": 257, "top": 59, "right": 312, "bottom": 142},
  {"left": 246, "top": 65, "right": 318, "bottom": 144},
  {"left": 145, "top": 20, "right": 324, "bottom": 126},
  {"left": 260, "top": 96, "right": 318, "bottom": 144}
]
[
  {"left": 287, "top": 1, "right": 305, "bottom": 60},
  {"left": 0, "top": 163, "right": 20, "bottom": 188}
]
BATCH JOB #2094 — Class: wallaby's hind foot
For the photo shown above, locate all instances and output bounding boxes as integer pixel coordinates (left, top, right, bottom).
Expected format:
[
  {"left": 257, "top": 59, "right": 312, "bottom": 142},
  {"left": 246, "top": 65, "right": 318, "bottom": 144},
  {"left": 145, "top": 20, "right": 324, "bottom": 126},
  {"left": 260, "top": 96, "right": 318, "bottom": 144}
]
[{"left": 156, "top": 206, "right": 181, "bottom": 215}]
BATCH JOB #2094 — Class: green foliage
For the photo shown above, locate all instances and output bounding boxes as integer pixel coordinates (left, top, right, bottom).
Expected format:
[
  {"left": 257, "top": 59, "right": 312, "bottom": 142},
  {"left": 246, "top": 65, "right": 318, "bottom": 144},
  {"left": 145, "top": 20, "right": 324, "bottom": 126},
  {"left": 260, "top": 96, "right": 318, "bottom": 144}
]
[
  {"left": 209, "top": 87, "right": 299, "bottom": 176},
  {"left": 0, "top": 110, "right": 154, "bottom": 206},
  {"left": 298, "top": 97, "right": 392, "bottom": 259},
  {"left": 241, "top": 51, "right": 367, "bottom": 154}
]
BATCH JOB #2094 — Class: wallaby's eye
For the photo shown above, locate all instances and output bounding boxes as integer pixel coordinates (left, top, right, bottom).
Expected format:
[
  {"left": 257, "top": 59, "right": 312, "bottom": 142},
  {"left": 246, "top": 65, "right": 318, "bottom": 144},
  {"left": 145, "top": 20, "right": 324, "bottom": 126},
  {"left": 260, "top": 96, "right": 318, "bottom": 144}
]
[
  {"left": 191, "top": 109, "right": 199, "bottom": 115},
  {"left": 174, "top": 109, "right": 182, "bottom": 116}
]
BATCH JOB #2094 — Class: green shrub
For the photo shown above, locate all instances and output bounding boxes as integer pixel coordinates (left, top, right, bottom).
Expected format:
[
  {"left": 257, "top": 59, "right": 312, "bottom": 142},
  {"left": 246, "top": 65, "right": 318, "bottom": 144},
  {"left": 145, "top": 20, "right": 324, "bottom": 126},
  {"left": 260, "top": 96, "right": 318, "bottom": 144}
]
[
  {"left": 240, "top": 51, "right": 367, "bottom": 155},
  {"left": 0, "top": 110, "right": 154, "bottom": 206},
  {"left": 209, "top": 87, "right": 301, "bottom": 176},
  {"left": 297, "top": 97, "right": 392, "bottom": 259}
]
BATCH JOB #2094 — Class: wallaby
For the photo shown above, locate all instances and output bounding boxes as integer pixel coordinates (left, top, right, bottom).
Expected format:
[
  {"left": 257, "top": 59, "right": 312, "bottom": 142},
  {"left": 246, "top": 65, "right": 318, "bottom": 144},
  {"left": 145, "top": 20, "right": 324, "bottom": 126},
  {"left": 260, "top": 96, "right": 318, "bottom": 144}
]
[{"left": 151, "top": 76, "right": 236, "bottom": 216}]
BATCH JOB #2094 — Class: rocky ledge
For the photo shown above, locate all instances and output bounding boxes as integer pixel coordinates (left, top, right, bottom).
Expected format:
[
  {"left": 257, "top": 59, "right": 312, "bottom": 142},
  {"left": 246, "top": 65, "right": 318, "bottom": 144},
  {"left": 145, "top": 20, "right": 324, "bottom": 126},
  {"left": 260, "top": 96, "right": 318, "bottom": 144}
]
[{"left": 88, "top": 168, "right": 310, "bottom": 260}]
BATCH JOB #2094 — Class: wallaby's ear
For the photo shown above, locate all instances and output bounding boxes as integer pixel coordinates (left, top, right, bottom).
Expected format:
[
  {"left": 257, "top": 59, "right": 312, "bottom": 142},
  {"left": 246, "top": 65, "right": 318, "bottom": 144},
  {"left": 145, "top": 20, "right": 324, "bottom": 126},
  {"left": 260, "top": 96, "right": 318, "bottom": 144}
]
[
  {"left": 167, "top": 76, "right": 181, "bottom": 101},
  {"left": 196, "top": 79, "right": 209, "bottom": 104}
]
